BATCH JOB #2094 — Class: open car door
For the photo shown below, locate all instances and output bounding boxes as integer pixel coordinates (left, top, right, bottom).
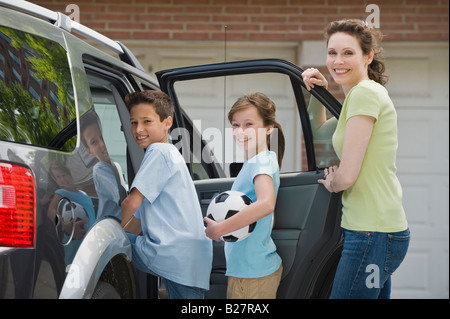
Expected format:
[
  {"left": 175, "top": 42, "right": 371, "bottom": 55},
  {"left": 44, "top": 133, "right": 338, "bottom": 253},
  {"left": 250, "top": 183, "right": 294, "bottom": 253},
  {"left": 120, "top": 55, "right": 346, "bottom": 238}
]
[{"left": 156, "top": 59, "right": 343, "bottom": 298}]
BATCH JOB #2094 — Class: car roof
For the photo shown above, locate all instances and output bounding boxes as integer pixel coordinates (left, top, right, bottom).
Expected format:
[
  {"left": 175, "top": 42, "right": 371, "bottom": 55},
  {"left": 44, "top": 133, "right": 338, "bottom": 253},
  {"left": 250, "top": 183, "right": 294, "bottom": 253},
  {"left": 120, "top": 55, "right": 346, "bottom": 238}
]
[{"left": 0, "top": 0, "right": 147, "bottom": 76}]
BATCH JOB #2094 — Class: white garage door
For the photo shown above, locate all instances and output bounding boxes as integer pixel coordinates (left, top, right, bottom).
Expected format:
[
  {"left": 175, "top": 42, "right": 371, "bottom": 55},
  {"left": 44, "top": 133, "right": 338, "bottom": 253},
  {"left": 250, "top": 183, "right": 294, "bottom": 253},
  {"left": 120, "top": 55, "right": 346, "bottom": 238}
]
[{"left": 384, "top": 43, "right": 449, "bottom": 299}]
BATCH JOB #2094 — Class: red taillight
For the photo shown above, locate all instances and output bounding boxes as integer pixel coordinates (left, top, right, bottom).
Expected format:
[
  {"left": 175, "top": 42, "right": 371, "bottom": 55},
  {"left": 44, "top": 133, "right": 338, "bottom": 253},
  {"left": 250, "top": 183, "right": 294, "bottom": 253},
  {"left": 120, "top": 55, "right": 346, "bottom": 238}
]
[{"left": 0, "top": 162, "right": 35, "bottom": 247}]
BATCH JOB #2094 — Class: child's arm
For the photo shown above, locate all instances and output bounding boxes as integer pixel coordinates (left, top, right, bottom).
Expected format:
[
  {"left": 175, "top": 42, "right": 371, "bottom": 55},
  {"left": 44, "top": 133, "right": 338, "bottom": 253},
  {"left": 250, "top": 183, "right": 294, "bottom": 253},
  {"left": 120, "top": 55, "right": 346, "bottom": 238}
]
[
  {"left": 204, "top": 174, "right": 275, "bottom": 241},
  {"left": 121, "top": 187, "right": 144, "bottom": 229}
]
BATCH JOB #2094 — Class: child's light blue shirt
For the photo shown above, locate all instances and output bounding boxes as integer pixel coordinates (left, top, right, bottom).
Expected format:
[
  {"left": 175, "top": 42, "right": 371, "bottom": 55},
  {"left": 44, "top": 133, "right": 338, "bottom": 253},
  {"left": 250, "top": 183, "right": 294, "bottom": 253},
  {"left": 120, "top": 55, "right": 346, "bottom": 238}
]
[
  {"left": 225, "top": 151, "right": 282, "bottom": 278},
  {"left": 131, "top": 143, "right": 212, "bottom": 290},
  {"left": 93, "top": 161, "right": 121, "bottom": 221}
]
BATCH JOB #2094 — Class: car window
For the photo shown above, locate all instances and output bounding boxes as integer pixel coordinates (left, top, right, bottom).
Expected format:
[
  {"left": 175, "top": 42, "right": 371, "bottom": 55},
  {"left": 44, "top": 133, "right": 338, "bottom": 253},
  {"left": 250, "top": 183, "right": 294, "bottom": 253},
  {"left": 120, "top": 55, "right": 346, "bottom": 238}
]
[
  {"left": 85, "top": 73, "right": 130, "bottom": 190},
  {"left": 303, "top": 87, "right": 340, "bottom": 168},
  {"left": 0, "top": 26, "right": 76, "bottom": 151},
  {"left": 173, "top": 72, "right": 306, "bottom": 178}
]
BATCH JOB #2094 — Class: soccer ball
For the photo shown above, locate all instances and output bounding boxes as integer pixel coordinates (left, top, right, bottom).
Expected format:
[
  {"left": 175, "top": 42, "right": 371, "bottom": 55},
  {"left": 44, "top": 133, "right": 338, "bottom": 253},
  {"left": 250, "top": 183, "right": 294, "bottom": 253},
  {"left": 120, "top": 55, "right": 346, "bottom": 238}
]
[
  {"left": 206, "top": 190, "right": 256, "bottom": 242},
  {"left": 61, "top": 201, "right": 89, "bottom": 231}
]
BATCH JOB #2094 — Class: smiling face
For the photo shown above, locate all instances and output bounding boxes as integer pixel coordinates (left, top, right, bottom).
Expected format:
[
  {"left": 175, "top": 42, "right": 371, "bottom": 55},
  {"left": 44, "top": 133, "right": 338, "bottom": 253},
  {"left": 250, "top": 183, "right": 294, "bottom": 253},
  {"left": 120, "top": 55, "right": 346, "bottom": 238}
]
[
  {"left": 130, "top": 103, "right": 172, "bottom": 149},
  {"left": 326, "top": 32, "right": 374, "bottom": 94},
  {"left": 231, "top": 105, "right": 273, "bottom": 159},
  {"left": 51, "top": 167, "right": 75, "bottom": 191},
  {"left": 82, "top": 122, "right": 111, "bottom": 163}
]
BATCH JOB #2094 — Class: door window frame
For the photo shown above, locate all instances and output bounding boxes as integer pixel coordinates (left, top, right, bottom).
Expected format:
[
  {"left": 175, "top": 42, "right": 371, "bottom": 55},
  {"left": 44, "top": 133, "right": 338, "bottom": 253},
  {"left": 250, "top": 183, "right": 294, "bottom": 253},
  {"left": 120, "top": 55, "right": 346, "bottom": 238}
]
[{"left": 156, "top": 59, "right": 342, "bottom": 173}]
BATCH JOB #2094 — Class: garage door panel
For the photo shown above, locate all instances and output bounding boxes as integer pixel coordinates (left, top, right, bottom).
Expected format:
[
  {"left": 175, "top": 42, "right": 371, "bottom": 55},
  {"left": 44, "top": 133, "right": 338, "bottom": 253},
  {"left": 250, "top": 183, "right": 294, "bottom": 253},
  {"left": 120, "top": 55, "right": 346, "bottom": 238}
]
[
  {"left": 397, "top": 109, "right": 449, "bottom": 174},
  {"left": 384, "top": 43, "right": 449, "bottom": 298},
  {"left": 392, "top": 239, "right": 449, "bottom": 299},
  {"left": 385, "top": 44, "right": 449, "bottom": 109},
  {"left": 395, "top": 172, "right": 449, "bottom": 298},
  {"left": 400, "top": 174, "right": 449, "bottom": 235}
]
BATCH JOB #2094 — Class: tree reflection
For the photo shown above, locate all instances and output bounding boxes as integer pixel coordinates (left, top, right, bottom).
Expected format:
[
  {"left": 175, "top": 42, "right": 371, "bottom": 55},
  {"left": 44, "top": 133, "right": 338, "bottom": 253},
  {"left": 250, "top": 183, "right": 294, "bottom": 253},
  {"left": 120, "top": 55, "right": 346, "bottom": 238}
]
[{"left": 0, "top": 27, "right": 75, "bottom": 150}]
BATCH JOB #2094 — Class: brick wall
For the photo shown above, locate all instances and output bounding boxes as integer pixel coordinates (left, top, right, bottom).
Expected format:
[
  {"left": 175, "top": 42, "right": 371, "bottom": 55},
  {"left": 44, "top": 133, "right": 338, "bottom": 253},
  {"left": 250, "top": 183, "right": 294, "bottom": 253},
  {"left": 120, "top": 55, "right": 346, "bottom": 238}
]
[{"left": 31, "top": 0, "right": 448, "bottom": 42}]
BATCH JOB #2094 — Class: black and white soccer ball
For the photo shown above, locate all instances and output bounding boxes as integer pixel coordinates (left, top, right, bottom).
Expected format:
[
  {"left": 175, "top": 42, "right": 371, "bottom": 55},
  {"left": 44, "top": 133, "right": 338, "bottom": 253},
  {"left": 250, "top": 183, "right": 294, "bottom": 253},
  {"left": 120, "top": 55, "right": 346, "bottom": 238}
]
[
  {"left": 61, "top": 201, "right": 89, "bottom": 231},
  {"left": 206, "top": 190, "right": 256, "bottom": 242}
]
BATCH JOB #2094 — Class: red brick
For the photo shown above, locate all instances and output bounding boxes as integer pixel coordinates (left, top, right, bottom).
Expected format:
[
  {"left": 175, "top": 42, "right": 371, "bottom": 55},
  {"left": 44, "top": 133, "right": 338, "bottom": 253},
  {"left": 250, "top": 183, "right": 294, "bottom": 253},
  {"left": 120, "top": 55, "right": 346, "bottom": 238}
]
[
  {"left": 186, "top": 7, "right": 222, "bottom": 14},
  {"left": 187, "top": 24, "right": 224, "bottom": 31},
  {"left": 133, "top": 31, "right": 171, "bottom": 40},
  {"left": 173, "top": 0, "right": 211, "bottom": 5},
  {"left": 94, "top": 14, "right": 132, "bottom": 22},
  {"left": 291, "top": 0, "right": 326, "bottom": 5},
  {"left": 302, "top": 8, "right": 339, "bottom": 16},
  {"left": 102, "top": 31, "right": 131, "bottom": 40},
  {"left": 173, "top": 15, "right": 211, "bottom": 23},
  {"left": 225, "top": 24, "right": 260, "bottom": 32},
  {"left": 251, "top": 16, "right": 287, "bottom": 24},
  {"left": 134, "top": 15, "right": 172, "bottom": 22},
  {"left": 213, "top": 15, "right": 249, "bottom": 23},
  {"left": 172, "top": 32, "right": 211, "bottom": 40},
  {"left": 251, "top": 0, "right": 288, "bottom": 5},
  {"left": 149, "top": 23, "right": 184, "bottom": 31},
  {"left": 263, "top": 7, "right": 300, "bottom": 15},
  {"left": 249, "top": 32, "right": 287, "bottom": 41},
  {"left": 211, "top": 31, "right": 248, "bottom": 41},
  {"left": 21, "top": 0, "right": 449, "bottom": 44},
  {"left": 108, "top": 5, "right": 147, "bottom": 14},
  {"left": 225, "top": 7, "right": 262, "bottom": 15},
  {"left": 263, "top": 24, "right": 300, "bottom": 32}
]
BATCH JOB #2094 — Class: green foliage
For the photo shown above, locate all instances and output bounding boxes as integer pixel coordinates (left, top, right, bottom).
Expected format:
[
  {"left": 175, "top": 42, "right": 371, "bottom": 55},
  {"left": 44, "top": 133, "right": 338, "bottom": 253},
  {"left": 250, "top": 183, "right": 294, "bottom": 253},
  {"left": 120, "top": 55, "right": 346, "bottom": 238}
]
[{"left": 0, "top": 27, "right": 76, "bottom": 150}]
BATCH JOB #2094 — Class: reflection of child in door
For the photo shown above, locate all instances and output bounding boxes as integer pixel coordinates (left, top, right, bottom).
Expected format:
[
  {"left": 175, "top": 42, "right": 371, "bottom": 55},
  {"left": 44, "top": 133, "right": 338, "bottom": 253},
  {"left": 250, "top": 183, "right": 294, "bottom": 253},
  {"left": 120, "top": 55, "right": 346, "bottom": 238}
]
[
  {"left": 80, "top": 112, "right": 125, "bottom": 222},
  {"left": 47, "top": 161, "right": 95, "bottom": 264}
]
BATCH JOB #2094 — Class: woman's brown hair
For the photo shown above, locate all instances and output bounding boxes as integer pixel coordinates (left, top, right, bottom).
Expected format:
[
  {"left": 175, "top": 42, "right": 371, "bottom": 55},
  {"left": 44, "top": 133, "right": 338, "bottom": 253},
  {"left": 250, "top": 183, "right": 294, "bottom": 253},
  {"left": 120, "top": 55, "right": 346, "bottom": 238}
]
[
  {"left": 228, "top": 92, "right": 285, "bottom": 168},
  {"left": 325, "top": 19, "right": 388, "bottom": 86}
]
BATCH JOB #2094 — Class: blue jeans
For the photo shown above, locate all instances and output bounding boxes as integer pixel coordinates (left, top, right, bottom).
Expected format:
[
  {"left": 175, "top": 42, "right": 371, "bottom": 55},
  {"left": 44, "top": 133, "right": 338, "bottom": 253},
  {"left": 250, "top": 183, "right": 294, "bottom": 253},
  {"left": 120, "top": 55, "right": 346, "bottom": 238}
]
[
  {"left": 330, "top": 228, "right": 410, "bottom": 299},
  {"left": 126, "top": 232, "right": 205, "bottom": 299},
  {"left": 163, "top": 278, "right": 205, "bottom": 299}
]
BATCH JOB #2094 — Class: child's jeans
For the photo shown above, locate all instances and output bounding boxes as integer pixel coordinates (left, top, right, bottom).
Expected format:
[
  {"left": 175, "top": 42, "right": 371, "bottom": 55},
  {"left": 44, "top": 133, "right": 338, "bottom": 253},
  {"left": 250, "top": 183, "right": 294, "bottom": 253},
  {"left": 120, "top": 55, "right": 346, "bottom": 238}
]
[
  {"left": 330, "top": 228, "right": 410, "bottom": 299},
  {"left": 163, "top": 278, "right": 205, "bottom": 299},
  {"left": 126, "top": 232, "right": 205, "bottom": 299}
]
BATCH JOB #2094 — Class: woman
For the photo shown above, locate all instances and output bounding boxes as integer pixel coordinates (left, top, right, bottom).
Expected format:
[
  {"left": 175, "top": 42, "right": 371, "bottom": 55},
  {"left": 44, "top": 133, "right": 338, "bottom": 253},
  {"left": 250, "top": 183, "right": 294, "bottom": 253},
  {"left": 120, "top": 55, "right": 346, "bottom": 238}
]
[{"left": 302, "top": 19, "right": 409, "bottom": 299}]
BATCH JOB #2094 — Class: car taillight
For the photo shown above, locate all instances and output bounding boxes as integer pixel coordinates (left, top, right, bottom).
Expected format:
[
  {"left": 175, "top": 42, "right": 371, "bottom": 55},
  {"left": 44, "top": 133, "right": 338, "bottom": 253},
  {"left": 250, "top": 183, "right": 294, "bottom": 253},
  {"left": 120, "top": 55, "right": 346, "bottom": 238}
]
[{"left": 0, "top": 162, "right": 35, "bottom": 247}]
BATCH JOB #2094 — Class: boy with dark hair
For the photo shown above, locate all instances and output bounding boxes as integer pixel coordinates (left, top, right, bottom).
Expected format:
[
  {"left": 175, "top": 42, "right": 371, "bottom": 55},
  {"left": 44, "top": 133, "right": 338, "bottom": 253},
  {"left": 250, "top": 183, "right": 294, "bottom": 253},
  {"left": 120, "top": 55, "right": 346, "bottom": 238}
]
[{"left": 121, "top": 90, "right": 212, "bottom": 299}]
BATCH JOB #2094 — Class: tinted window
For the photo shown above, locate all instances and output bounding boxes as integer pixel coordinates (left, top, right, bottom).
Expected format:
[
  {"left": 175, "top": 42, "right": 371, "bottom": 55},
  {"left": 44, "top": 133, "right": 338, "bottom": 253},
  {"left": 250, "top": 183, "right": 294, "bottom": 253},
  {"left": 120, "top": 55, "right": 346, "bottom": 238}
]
[{"left": 0, "top": 27, "right": 75, "bottom": 150}]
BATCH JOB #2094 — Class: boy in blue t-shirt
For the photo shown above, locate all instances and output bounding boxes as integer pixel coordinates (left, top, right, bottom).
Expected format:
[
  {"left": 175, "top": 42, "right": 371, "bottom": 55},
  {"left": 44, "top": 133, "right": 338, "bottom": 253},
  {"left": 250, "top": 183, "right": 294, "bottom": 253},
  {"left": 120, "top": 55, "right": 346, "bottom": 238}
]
[{"left": 121, "top": 90, "right": 212, "bottom": 299}]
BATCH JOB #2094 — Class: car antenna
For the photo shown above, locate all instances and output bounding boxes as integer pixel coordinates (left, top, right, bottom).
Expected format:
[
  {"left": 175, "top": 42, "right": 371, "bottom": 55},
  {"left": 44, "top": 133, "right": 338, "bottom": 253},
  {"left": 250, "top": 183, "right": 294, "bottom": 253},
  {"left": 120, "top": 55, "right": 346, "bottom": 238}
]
[{"left": 223, "top": 25, "right": 228, "bottom": 168}]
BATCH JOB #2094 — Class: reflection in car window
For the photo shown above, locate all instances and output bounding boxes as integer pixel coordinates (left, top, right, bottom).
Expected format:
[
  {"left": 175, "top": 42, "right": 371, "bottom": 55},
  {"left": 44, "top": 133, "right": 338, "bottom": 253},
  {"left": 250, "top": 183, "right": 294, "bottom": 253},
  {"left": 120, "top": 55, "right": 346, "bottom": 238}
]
[
  {"left": 174, "top": 73, "right": 306, "bottom": 178},
  {"left": 79, "top": 109, "right": 125, "bottom": 222},
  {"left": 0, "top": 27, "right": 75, "bottom": 150},
  {"left": 86, "top": 75, "right": 129, "bottom": 189},
  {"left": 302, "top": 87, "right": 340, "bottom": 168}
]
